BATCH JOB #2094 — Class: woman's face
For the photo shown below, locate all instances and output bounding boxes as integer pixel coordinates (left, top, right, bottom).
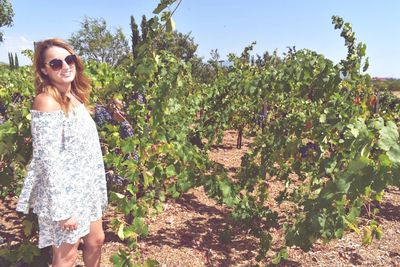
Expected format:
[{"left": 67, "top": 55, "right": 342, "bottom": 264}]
[{"left": 41, "top": 46, "right": 76, "bottom": 91}]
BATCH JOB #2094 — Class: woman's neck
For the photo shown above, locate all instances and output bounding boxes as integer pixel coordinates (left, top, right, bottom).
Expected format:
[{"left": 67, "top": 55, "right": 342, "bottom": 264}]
[{"left": 54, "top": 83, "right": 71, "bottom": 95}]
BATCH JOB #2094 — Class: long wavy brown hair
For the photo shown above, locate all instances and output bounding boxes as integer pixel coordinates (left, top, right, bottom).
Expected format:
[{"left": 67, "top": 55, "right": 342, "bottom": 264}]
[{"left": 33, "top": 38, "right": 91, "bottom": 114}]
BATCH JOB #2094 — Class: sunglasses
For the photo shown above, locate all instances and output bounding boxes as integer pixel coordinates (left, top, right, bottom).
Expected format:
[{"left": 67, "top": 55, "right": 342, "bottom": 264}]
[{"left": 45, "top": 54, "right": 77, "bottom": 71}]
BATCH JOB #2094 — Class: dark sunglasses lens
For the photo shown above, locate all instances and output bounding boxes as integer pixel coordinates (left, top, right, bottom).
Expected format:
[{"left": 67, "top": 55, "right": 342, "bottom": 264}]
[
  {"left": 49, "top": 59, "right": 63, "bottom": 70},
  {"left": 65, "top": 55, "right": 77, "bottom": 65}
]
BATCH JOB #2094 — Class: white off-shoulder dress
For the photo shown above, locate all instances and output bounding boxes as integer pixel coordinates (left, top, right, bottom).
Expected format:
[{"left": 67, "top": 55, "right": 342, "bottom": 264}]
[{"left": 16, "top": 103, "right": 108, "bottom": 248}]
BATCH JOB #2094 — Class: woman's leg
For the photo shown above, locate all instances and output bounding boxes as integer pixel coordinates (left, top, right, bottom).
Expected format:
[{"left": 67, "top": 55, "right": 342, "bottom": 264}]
[
  {"left": 52, "top": 241, "right": 80, "bottom": 267},
  {"left": 82, "top": 218, "right": 105, "bottom": 267}
]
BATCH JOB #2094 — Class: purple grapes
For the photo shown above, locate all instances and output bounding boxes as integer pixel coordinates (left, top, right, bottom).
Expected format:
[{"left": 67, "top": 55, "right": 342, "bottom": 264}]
[
  {"left": 132, "top": 149, "right": 139, "bottom": 162},
  {"left": 119, "top": 120, "right": 134, "bottom": 139},
  {"left": 106, "top": 172, "right": 129, "bottom": 187},
  {"left": 123, "top": 149, "right": 140, "bottom": 163},
  {"left": 94, "top": 105, "right": 115, "bottom": 127},
  {"left": 0, "top": 103, "right": 6, "bottom": 118},
  {"left": 137, "top": 93, "right": 145, "bottom": 105},
  {"left": 300, "top": 142, "right": 319, "bottom": 158},
  {"left": 130, "top": 91, "right": 146, "bottom": 105}
]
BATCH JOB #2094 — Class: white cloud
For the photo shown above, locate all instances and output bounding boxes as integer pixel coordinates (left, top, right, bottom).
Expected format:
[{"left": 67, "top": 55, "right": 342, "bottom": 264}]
[{"left": 0, "top": 35, "right": 34, "bottom": 65}]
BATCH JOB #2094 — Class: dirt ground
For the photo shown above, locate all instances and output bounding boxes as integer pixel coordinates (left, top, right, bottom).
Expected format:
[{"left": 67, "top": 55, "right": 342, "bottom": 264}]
[{"left": 1, "top": 130, "right": 400, "bottom": 266}]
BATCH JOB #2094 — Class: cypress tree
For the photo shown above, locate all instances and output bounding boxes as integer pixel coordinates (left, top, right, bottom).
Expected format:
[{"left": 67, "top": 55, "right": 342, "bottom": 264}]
[
  {"left": 140, "top": 15, "right": 148, "bottom": 42},
  {"left": 8, "top": 52, "right": 14, "bottom": 68},
  {"left": 14, "top": 53, "right": 19, "bottom": 68},
  {"left": 130, "top": 15, "right": 141, "bottom": 59}
]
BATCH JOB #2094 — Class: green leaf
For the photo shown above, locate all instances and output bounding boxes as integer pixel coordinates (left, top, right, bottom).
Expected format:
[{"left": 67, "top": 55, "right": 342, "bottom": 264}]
[
  {"left": 143, "top": 171, "right": 154, "bottom": 189},
  {"left": 370, "top": 117, "right": 384, "bottom": 130},
  {"left": 378, "top": 121, "right": 399, "bottom": 151},
  {"left": 166, "top": 17, "right": 176, "bottom": 32},
  {"left": 121, "top": 141, "right": 135, "bottom": 154},
  {"left": 22, "top": 219, "right": 33, "bottom": 236},
  {"left": 153, "top": 0, "right": 172, "bottom": 14},
  {"left": 319, "top": 114, "right": 326, "bottom": 123},
  {"left": 165, "top": 165, "right": 176, "bottom": 177},
  {"left": 117, "top": 223, "right": 125, "bottom": 240},
  {"left": 387, "top": 143, "right": 400, "bottom": 163},
  {"left": 144, "top": 259, "right": 160, "bottom": 267},
  {"left": 378, "top": 154, "right": 391, "bottom": 167},
  {"left": 133, "top": 217, "right": 149, "bottom": 236},
  {"left": 271, "top": 248, "right": 288, "bottom": 264},
  {"left": 362, "top": 226, "right": 373, "bottom": 245},
  {"left": 17, "top": 243, "right": 40, "bottom": 263},
  {"left": 350, "top": 126, "right": 359, "bottom": 138},
  {"left": 168, "top": 184, "right": 180, "bottom": 198},
  {"left": 111, "top": 249, "right": 133, "bottom": 267},
  {"left": 374, "top": 225, "right": 383, "bottom": 240},
  {"left": 335, "top": 177, "right": 351, "bottom": 194},
  {"left": 347, "top": 157, "right": 368, "bottom": 173},
  {"left": 219, "top": 180, "right": 231, "bottom": 197}
]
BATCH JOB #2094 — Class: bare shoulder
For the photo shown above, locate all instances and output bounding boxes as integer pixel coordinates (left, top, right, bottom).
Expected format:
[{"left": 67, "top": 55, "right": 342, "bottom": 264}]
[{"left": 32, "top": 93, "right": 61, "bottom": 112}]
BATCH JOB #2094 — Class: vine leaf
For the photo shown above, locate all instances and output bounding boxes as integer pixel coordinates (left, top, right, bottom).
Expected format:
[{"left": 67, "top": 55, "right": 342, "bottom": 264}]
[{"left": 378, "top": 121, "right": 398, "bottom": 151}]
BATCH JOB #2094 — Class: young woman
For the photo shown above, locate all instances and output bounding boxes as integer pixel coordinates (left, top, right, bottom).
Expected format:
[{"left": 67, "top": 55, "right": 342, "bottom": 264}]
[{"left": 16, "top": 38, "right": 108, "bottom": 267}]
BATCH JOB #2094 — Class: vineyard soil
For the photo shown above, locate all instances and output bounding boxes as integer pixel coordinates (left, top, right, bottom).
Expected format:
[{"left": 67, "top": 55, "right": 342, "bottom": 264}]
[{"left": 1, "top": 130, "right": 400, "bottom": 266}]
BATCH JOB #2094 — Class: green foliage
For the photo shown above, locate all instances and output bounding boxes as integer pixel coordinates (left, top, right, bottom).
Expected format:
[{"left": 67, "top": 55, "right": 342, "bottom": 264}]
[
  {"left": 203, "top": 15, "right": 399, "bottom": 260},
  {"left": 130, "top": 15, "right": 141, "bottom": 59},
  {"left": 0, "top": 2, "right": 399, "bottom": 265},
  {"left": 0, "top": 65, "right": 34, "bottom": 197},
  {"left": 0, "top": 0, "right": 14, "bottom": 43},
  {"left": 69, "top": 16, "right": 130, "bottom": 67},
  {"left": 21, "top": 49, "right": 34, "bottom": 63}
]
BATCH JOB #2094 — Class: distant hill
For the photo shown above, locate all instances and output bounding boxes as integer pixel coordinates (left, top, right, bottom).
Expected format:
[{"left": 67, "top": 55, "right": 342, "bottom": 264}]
[{"left": 372, "top": 77, "right": 400, "bottom": 91}]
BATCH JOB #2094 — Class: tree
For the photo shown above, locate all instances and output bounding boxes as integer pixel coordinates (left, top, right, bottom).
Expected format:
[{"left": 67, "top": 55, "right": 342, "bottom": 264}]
[
  {"left": 137, "top": 15, "right": 198, "bottom": 62},
  {"left": 140, "top": 15, "right": 149, "bottom": 42},
  {"left": 7, "top": 51, "right": 13, "bottom": 68},
  {"left": 0, "top": 0, "right": 14, "bottom": 43},
  {"left": 132, "top": 13, "right": 213, "bottom": 83},
  {"left": 69, "top": 16, "right": 130, "bottom": 67},
  {"left": 14, "top": 52, "right": 18, "bottom": 68},
  {"left": 130, "top": 15, "right": 141, "bottom": 59}
]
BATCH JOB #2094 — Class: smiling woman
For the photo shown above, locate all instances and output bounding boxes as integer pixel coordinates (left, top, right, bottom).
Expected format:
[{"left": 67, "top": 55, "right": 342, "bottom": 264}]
[
  {"left": 15, "top": 38, "right": 108, "bottom": 267},
  {"left": 45, "top": 54, "right": 77, "bottom": 71}
]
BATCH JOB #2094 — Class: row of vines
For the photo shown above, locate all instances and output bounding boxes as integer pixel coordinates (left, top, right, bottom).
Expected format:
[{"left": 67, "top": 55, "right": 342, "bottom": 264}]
[{"left": 1, "top": 1, "right": 400, "bottom": 266}]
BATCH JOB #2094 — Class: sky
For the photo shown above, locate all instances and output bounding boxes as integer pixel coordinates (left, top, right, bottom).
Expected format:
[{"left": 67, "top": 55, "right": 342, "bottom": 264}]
[{"left": 1, "top": 0, "right": 399, "bottom": 78}]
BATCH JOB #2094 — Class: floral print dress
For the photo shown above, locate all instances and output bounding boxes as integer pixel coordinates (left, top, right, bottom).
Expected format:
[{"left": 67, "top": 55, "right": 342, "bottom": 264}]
[{"left": 16, "top": 103, "right": 108, "bottom": 248}]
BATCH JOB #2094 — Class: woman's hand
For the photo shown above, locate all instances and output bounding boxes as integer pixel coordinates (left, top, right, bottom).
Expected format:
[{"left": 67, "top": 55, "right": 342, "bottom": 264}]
[{"left": 59, "top": 216, "right": 77, "bottom": 231}]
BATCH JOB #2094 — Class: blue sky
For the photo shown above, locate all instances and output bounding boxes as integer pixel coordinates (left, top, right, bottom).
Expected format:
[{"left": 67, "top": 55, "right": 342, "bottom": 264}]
[{"left": 1, "top": 0, "right": 399, "bottom": 78}]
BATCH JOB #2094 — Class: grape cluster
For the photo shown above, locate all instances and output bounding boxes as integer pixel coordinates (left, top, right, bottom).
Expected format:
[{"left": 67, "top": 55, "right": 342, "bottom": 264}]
[
  {"left": 106, "top": 172, "right": 129, "bottom": 187},
  {"left": 129, "top": 90, "right": 146, "bottom": 105},
  {"left": 0, "top": 118, "right": 4, "bottom": 125},
  {"left": 119, "top": 120, "right": 134, "bottom": 139},
  {"left": 253, "top": 114, "right": 266, "bottom": 128},
  {"left": 94, "top": 105, "right": 115, "bottom": 127},
  {"left": 0, "top": 103, "right": 7, "bottom": 118},
  {"left": 132, "top": 149, "right": 139, "bottom": 162},
  {"left": 11, "top": 93, "right": 22, "bottom": 104},
  {"left": 300, "top": 142, "right": 319, "bottom": 158},
  {"left": 123, "top": 149, "right": 140, "bottom": 163},
  {"left": 137, "top": 93, "right": 145, "bottom": 105}
]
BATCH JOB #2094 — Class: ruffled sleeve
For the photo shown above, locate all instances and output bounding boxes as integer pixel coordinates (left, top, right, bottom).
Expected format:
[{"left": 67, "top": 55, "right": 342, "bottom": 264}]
[{"left": 16, "top": 110, "right": 73, "bottom": 221}]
